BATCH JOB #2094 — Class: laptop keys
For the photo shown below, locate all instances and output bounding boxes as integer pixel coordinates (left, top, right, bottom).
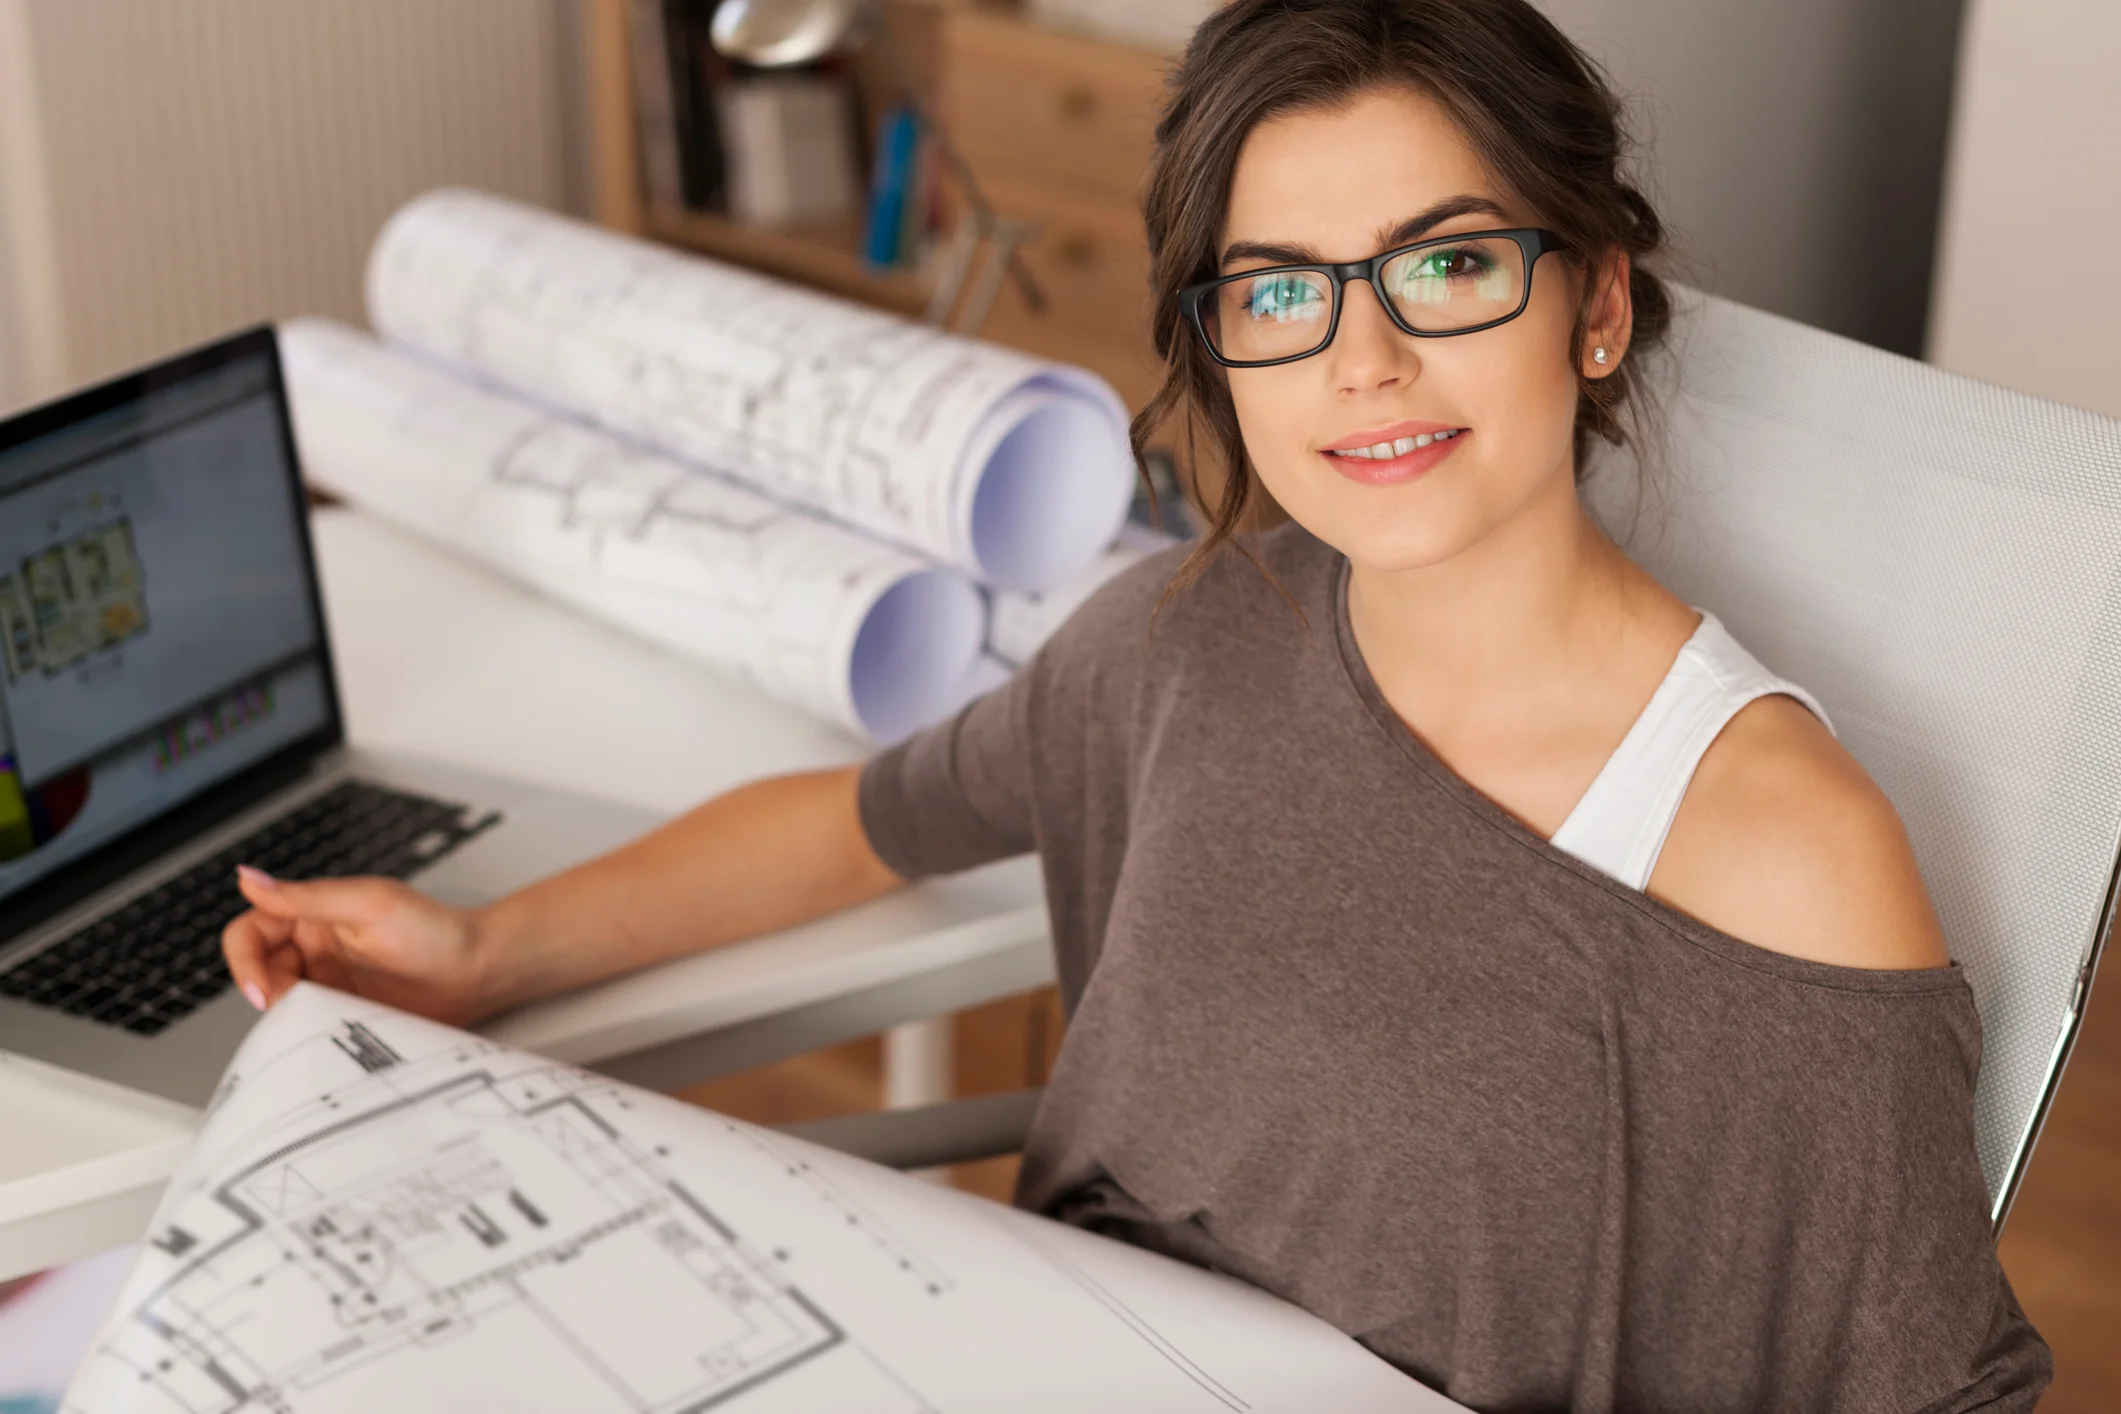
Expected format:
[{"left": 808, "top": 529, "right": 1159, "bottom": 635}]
[{"left": 0, "top": 780, "right": 497, "bottom": 1035}]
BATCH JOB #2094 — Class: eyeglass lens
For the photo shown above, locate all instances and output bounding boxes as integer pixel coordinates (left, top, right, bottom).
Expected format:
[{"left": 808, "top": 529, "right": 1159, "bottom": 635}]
[{"left": 1202, "top": 235, "right": 1530, "bottom": 362}]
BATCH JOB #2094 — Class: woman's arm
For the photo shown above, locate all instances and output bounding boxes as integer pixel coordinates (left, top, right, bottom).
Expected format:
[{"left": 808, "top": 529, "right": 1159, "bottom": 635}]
[
  {"left": 476, "top": 765, "right": 903, "bottom": 1007},
  {"left": 222, "top": 764, "right": 905, "bottom": 1025}
]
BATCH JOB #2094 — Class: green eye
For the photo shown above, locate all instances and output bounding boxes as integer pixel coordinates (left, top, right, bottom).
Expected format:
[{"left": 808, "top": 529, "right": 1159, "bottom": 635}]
[
  {"left": 1388, "top": 241, "right": 1517, "bottom": 310},
  {"left": 1407, "top": 246, "right": 1490, "bottom": 282}
]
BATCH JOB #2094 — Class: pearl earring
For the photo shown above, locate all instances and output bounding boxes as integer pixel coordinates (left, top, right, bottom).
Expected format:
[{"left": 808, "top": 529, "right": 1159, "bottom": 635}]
[{"left": 1593, "top": 346, "right": 1609, "bottom": 365}]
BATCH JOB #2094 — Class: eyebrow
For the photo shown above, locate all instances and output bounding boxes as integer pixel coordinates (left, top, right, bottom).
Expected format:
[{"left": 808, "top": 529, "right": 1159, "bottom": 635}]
[{"left": 1219, "top": 194, "right": 1511, "bottom": 269}]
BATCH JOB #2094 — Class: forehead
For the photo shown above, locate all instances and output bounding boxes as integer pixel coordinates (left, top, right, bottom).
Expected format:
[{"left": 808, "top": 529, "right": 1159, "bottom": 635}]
[{"left": 1222, "top": 86, "right": 1501, "bottom": 256}]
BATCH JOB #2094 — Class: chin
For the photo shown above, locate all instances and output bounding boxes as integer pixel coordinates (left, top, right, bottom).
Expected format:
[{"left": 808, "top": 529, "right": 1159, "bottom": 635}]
[{"left": 1273, "top": 479, "right": 1484, "bottom": 576}]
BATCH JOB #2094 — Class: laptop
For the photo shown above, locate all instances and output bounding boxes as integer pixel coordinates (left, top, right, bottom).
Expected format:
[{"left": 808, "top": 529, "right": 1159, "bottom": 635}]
[{"left": 0, "top": 327, "right": 664, "bottom": 1107}]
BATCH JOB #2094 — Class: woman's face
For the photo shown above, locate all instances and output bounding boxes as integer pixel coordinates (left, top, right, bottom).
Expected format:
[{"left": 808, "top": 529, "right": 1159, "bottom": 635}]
[{"left": 1218, "top": 86, "right": 1601, "bottom": 573}]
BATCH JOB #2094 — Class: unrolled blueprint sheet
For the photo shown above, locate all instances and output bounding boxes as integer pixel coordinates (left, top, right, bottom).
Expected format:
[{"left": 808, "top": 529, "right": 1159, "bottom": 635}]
[
  {"left": 365, "top": 189, "right": 1136, "bottom": 592},
  {"left": 281, "top": 319, "right": 984, "bottom": 744},
  {"left": 64, "top": 986, "right": 1463, "bottom": 1413}
]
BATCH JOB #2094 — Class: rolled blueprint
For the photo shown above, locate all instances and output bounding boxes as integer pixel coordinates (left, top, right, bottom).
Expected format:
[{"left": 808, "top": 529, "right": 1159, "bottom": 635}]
[
  {"left": 280, "top": 319, "right": 984, "bottom": 744},
  {"left": 65, "top": 984, "right": 1465, "bottom": 1412},
  {"left": 931, "top": 523, "right": 1179, "bottom": 724},
  {"left": 365, "top": 189, "right": 1136, "bottom": 592},
  {"left": 985, "top": 522, "right": 1180, "bottom": 669}
]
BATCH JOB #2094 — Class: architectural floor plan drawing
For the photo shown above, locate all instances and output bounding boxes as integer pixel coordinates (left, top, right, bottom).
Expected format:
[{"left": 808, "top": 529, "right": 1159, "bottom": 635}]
[
  {"left": 363, "top": 189, "right": 1133, "bottom": 591},
  {"left": 96, "top": 1073, "right": 850, "bottom": 1412},
  {"left": 66, "top": 986, "right": 1465, "bottom": 1413},
  {"left": 67, "top": 1003, "right": 930, "bottom": 1414},
  {"left": 1, "top": 517, "right": 150, "bottom": 684},
  {"left": 281, "top": 319, "right": 985, "bottom": 743}
]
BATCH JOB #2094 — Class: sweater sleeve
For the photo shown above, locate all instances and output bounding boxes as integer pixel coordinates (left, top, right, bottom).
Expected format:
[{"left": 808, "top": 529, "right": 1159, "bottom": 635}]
[
  {"left": 856, "top": 546, "right": 1179, "bottom": 883},
  {"left": 1912, "top": 1270, "right": 2051, "bottom": 1414},
  {"left": 1596, "top": 946, "right": 2056, "bottom": 1414},
  {"left": 856, "top": 663, "right": 1042, "bottom": 881}
]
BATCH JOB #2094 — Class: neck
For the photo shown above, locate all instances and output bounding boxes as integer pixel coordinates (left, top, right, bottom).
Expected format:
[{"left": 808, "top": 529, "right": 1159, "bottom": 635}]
[{"left": 1345, "top": 466, "right": 1642, "bottom": 732}]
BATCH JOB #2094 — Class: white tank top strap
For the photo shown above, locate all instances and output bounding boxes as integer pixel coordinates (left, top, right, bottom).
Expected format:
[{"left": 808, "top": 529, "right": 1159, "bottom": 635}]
[{"left": 1547, "top": 609, "right": 1834, "bottom": 892}]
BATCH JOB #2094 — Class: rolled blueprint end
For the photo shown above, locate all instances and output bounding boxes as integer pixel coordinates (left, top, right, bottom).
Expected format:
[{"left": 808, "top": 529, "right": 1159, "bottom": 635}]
[
  {"left": 850, "top": 569, "right": 987, "bottom": 744},
  {"left": 366, "top": 189, "right": 1136, "bottom": 594},
  {"left": 279, "top": 318, "right": 986, "bottom": 744},
  {"left": 985, "top": 521, "right": 1180, "bottom": 670},
  {"left": 963, "top": 376, "right": 1137, "bottom": 595}
]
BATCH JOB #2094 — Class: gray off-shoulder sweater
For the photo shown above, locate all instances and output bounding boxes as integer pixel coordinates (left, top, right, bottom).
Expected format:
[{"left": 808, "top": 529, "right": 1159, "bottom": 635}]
[{"left": 858, "top": 522, "right": 2049, "bottom": 1413}]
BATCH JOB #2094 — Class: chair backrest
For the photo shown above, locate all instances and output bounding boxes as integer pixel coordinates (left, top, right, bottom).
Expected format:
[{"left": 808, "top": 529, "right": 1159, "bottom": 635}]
[{"left": 1586, "top": 289, "right": 2121, "bottom": 1226}]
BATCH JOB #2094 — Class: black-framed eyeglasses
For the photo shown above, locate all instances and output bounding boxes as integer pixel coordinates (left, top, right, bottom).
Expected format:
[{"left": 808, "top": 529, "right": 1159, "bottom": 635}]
[{"left": 1178, "top": 227, "right": 1567, "bottom": 368}]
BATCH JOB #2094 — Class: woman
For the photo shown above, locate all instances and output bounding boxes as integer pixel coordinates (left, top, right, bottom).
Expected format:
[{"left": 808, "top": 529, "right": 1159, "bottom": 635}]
[{"left": 224, "top": 0, "right": 2049, "bottom": 1406}]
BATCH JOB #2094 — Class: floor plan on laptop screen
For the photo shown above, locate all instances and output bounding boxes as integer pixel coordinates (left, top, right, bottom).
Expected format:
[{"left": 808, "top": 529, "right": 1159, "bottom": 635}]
[
  {"left": 64, "top": 985, "right": 1463, "bottom": 1413},
  {"left": 0, "top": 517, "right": 149, "bottom": 685}
]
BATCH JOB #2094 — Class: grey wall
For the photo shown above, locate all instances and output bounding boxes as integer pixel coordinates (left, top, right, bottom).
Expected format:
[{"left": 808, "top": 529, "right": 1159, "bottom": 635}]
[{"left": 1540, "top": 0, "right": 1966, "bottom": 356}]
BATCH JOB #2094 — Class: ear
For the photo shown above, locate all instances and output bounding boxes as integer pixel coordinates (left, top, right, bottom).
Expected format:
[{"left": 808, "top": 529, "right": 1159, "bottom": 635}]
[{"left": 1580, "top": 251, "right": 1634, "bottom": 379}]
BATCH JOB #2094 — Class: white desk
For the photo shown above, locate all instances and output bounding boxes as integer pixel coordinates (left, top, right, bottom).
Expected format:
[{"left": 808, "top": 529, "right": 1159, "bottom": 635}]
[{"left": 0, "top": 508, "right": 1053, "bottom": 1283}]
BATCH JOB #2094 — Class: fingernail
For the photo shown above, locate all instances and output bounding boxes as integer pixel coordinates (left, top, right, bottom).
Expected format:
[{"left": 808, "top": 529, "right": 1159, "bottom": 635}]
[
  {"left": 242, "top": 982, "right": 267, "bottom": 1010},
  {"left": 236, "top": 864, "right": 276, "bottom": 889}
]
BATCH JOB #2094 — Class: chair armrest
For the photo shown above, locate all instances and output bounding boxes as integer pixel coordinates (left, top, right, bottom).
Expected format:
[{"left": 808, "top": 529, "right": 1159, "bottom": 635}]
[{"left": 776, "top": 1087, "right": 1045, "bottom": 1170}]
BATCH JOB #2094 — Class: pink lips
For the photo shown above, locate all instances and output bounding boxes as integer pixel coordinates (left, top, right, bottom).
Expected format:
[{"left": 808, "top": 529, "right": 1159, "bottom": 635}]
[{"left": 1317, "top": 425, "right": 1470, "bottom": 486}]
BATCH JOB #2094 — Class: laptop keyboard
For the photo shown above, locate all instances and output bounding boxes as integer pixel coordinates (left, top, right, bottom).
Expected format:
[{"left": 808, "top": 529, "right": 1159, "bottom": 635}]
[{"left": 0, "top": 780, "right": 498, "bottom": 1037}]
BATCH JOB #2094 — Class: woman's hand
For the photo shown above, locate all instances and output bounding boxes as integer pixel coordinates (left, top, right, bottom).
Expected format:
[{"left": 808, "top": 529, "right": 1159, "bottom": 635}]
[
  {"left": 221, "top": 865, "right": 501, "bottom": 1026},
  {"left": 218, "top": 766, "right": 902, "bottom": 1030}
]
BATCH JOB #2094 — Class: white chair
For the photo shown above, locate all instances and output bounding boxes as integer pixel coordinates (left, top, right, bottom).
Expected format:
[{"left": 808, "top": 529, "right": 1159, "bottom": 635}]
[
  {"left": 632, "top": 289, "right": 2121, "bottom": 1229},
  {"left": 1590, "top": 289, "right": 2121, "bottom": 1224}
]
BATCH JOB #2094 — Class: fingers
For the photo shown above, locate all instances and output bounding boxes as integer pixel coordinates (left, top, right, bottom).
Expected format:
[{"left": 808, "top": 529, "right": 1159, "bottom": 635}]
[
  {"left": 236, "top": 866, "right": 403, "bottom": 926},
  {"left": 257, "top": 936, "right": 308, "bottom": 1005},
  {"left": 221, "top": 910, "right": 302, "bottom": 1010},
  {"left": 226, "top": 868, "right": 405, "bottom": 1009},
  {"left": 293, "top": 916, "right": 359, "bottom": 994}
]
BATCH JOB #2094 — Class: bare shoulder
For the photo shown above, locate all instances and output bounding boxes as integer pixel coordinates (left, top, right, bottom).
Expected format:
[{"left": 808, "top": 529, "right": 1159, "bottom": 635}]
[{"left": 1647, "top": 694, "right": 1951, "bottom": 970}]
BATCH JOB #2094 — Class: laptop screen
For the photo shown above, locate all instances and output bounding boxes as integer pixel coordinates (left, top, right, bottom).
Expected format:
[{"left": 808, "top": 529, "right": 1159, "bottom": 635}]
[{"left": 0, "top": 337, "right": 334, "bottom": 909}]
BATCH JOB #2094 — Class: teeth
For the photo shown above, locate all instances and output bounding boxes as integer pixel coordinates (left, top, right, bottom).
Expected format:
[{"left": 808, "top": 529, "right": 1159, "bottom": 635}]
[{"left": 1328, "top": 429, "right": 1462, "bottom": 459}]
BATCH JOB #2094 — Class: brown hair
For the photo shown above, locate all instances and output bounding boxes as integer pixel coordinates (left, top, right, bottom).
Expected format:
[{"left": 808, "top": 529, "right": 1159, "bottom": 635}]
[{"left": 1133, "top": 0, "right": 1672, "bottom": 591}]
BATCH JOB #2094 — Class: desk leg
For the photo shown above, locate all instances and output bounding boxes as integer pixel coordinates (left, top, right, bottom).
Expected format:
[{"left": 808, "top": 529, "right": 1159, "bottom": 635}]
[
  {"left": 883, "top": 1017, "right": 955, "bottom": 1110},
  {"left": 884, "top": 1017, "right": 956, "bottom": 1182}
]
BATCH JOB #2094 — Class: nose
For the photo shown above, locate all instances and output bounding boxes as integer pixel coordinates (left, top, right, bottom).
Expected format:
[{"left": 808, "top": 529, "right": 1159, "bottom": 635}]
[{"left": 1323, "top": 276, "right": 1420, "bottom": 396}]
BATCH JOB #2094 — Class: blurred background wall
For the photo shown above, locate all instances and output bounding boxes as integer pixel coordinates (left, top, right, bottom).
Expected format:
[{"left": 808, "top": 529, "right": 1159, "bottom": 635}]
[
  {"left": 0, "top": 0, "right": 590, "bottom": 414},
  {"left": 0, "top": 0, "right": 2112, "bottom": 419},
  {"left": 1539, "top": 0, "right": 1966, "bottom": 359},
  {"left": 1927, "top": 0, "right": 2121, "bottom": 419}
]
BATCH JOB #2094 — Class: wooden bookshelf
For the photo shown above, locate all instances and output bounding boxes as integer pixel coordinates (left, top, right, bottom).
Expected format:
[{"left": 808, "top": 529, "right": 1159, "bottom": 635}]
[
  {"left": 642, "top": 207, "right": 930, "bottom": 316},
  {"left": 576, "top": 0, "right": 1172, "bottom": 411},
  {"left": 581, "top": 0, "right": 954, "bottom": 319}
]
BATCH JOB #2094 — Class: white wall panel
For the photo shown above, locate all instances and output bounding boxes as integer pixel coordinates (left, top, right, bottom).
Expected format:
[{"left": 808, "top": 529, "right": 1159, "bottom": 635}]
[
  {"left": 1928, "top": 0, "right": 2121, "bottom": 417},
  {"left": 0, "top": 0, "right": 572, "bottom": 413}
]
